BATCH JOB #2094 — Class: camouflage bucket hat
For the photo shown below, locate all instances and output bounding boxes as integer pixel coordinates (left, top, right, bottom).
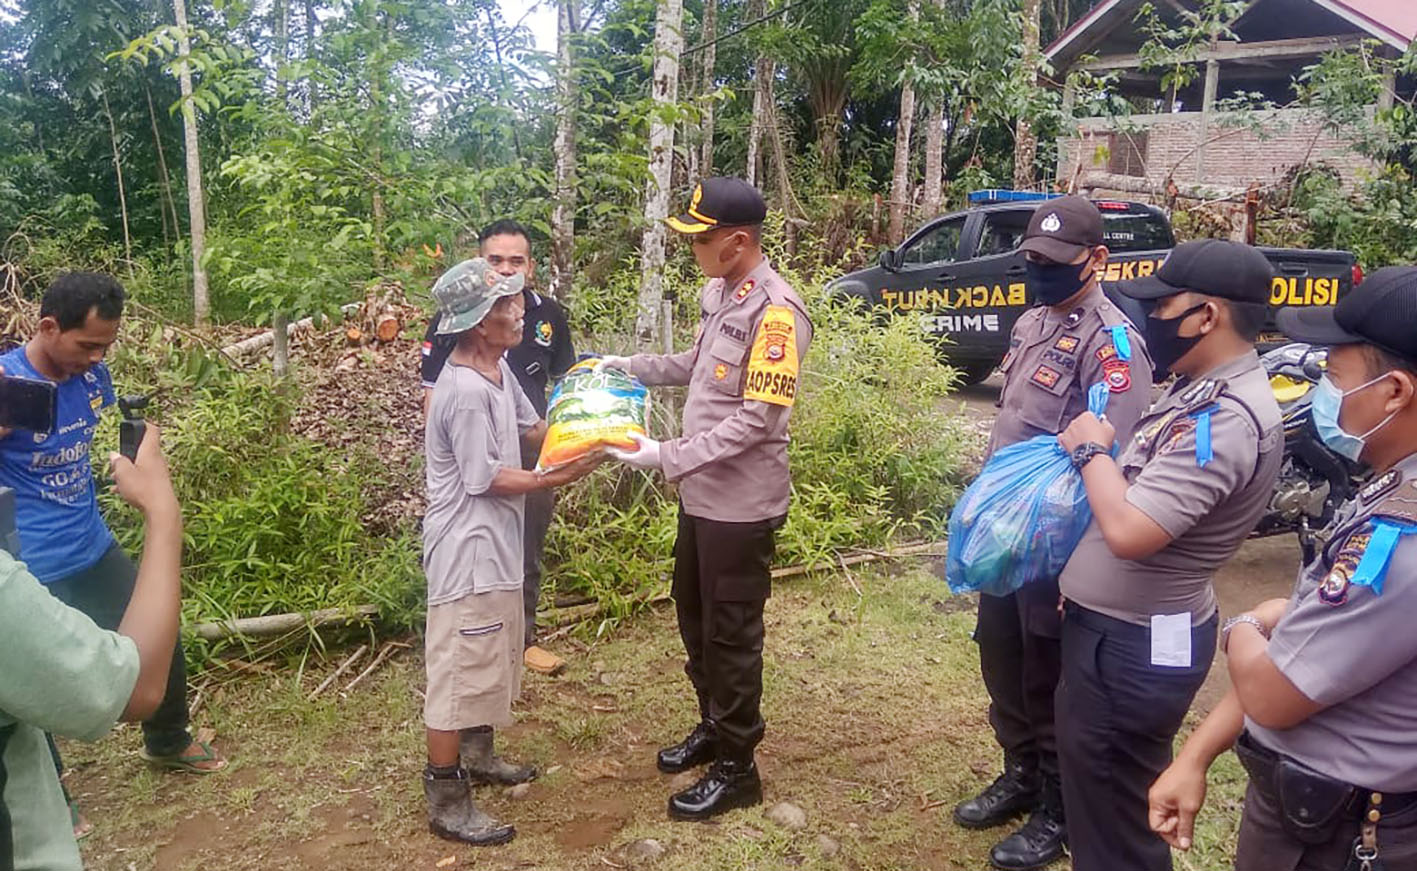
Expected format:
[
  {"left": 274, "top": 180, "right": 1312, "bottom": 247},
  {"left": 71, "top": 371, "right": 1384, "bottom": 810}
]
[{"left": 432, "top": 258, "right": 525, "bottom": 335}]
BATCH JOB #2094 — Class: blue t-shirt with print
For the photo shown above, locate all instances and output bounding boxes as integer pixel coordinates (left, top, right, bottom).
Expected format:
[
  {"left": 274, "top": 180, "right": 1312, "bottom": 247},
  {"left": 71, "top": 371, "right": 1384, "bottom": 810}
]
[{"left": 0, "top": 347, "right": 116, "bottom": 583}]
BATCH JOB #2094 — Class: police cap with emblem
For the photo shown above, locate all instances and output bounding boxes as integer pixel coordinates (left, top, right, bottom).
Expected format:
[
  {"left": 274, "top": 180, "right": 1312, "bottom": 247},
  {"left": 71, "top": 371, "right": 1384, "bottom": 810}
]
[
  {"left": 1018, "top": 196, "right": 1104, "bottom": 263},
  {"left": 1278, "top": 266, "right": 1417, "bottom": 364},
  {"left": 1116, "top": 238, "right": 1274, "bottom": 304},
  {"left": 666, "top": 177, "right": 768, "bottom": 235}
]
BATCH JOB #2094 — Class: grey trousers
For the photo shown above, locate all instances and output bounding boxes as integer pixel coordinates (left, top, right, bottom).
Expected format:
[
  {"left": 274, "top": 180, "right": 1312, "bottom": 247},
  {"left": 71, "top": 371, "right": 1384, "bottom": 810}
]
[{"left": 522, "top": 487, "right": 554, "bottom": 646}]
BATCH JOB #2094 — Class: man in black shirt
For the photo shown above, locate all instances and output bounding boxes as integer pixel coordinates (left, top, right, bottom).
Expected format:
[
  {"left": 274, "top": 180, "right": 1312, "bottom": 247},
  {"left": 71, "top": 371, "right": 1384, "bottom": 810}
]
[{"left": 421, "top": 220, "right": 576, "bottom": 675}]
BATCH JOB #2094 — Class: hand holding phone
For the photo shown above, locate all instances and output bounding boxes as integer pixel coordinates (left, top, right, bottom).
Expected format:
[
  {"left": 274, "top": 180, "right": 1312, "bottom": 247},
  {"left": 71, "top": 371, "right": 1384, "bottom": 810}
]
[{"left": 0, "top": 367, "right": 59, "bottom": 435}]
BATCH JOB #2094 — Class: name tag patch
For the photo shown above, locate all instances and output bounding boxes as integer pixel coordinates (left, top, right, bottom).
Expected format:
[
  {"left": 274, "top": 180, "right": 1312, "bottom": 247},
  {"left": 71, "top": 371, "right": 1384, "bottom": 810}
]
[
  {"left": 743, "top": 305, "right": 800, "bottom": 406},
  {"left": 1031, "top": 365, "right": 1061, "bottom": 388},
  {"left": 1054, "top": 335, "right": 1080, "bottom": 353}
]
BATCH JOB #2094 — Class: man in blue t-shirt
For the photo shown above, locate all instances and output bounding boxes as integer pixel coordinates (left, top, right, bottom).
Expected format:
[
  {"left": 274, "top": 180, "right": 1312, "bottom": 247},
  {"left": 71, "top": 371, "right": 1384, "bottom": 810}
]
[{"left": 0, "top": 274, "right": 227, "bottom": 820}]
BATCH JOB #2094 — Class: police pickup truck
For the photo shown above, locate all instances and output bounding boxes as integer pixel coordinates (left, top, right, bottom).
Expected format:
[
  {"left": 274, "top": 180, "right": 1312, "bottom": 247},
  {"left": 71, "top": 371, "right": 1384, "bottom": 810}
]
[{"left": 828, "top": 191, "right": 1360, "bottom": 383}]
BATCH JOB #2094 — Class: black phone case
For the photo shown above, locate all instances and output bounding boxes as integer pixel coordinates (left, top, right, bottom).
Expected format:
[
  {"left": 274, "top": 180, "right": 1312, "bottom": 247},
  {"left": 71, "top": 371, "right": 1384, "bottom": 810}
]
[{"left": 0, "top": 376, "right": 58, "bottom": 433}]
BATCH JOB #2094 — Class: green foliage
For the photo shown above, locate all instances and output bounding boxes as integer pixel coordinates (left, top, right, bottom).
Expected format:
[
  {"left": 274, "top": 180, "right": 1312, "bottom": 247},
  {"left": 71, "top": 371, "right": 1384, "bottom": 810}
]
[
  {"left": 1134, "top": 0, "right": 1247, "bottom": 103},
  {"left": 99, "top": 318, "right": 421, "bottom": 667}
]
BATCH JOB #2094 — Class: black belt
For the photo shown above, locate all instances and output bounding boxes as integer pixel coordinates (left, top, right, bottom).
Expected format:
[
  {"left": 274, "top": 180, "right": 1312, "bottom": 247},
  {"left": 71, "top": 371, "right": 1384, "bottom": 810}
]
[{"left": 1236, "top": 731, "right": 1417, "bottom": 830}]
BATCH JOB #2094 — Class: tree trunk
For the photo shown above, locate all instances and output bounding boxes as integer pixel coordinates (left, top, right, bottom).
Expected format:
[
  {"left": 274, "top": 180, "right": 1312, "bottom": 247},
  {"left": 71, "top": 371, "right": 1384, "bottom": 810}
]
[
  {"left": 765, "top": 80, "right": 800, "bottom": 257},
  {"left": 698, "top": 0, "right": 718, "bottom": 179},
  {"left": 922, "top": 102, "right": 944, "bottom": 218},
  {"left": 744, "top": 0, "right": 767, "bottom": 186},
  {"left": 274, "top": 0, "right": 289, "bottom": 106},
  {"left": 272, "top": 311, "right": 290, "bottom": 378},
  {"left": 635, "top": 0, "right": 684, "bottom": 352},
  {"left": 888, "top": 82, "right": 916, "bottom": 245},
  {"left": 550, "top": 0, "right": 579, "bottom": 302},
  {"left": 144, "top": 84, "right": 182, "bottom": 259},
  {"left": 1012, "top": 0, "right": 1041, "bottom": 189},
  {"left": 305, "top": 0, "right": 319, "bottom": 111},
  {"left": 99, "top": 88, "right": 134, "bottom": 275},
  {"left": 172, "top": 0, "right": 210, "bottom": 325}
]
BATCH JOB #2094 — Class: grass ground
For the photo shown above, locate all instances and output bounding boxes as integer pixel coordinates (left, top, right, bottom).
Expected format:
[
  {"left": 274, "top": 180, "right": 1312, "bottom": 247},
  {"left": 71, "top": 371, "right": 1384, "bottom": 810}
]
[{"left": 64, "top": 564, "right": 1250, "bottom": 871}]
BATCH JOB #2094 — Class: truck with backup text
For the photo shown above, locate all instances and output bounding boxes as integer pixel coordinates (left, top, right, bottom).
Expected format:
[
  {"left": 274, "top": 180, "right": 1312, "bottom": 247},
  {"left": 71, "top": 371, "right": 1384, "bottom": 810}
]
[{"left": 827, "top": 191, "right": 1360, "bottom": 383}]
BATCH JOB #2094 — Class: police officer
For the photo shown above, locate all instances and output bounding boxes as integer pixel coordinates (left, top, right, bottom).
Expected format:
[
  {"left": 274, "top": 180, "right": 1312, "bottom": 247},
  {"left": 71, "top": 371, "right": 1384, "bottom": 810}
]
[
  {"left": 600, "top": 177, "right": 812, "bottom": 820},
  {"left": 1149, "top": 265, "right": 1417, "bottom": 870},
  {"left": 956, "top": 196, "right": 1153, "bottom": 871},
  {"left": 1056, "top": 239, "right": 1285, "bottom": 871},
  {"left": 421, "top": 220, "right": 576, "bottom": 676}
]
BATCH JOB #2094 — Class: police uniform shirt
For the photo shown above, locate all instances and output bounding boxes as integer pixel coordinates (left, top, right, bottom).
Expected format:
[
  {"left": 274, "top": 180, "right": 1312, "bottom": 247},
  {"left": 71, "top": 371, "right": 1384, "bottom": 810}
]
[
  {"left": 420, "top": 290, "right": 575, "bottom": 417},
  {"left": 1247, "top": 454, "right": 1417, "bottom": 792},
  {"left": 1060, "top": 351, "right": 1284, "bottom": 626},
  {"left": 989, "top": 285, "right": 1153, "bottom": 458},
  {"left": 628, "top": 260, "right": 812, "bottom": 524}
]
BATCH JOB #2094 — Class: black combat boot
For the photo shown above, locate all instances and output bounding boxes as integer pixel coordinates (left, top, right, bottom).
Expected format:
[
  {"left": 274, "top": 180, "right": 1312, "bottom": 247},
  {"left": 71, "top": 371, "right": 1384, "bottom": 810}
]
[
  {"left": 657, "top": 721, "right": 717, "bottom": 773},
  {"left": 953, "top": 755, "right": 1041, "bottom": 829},
  {"left": 422, "top": 765, "right": 516, "bottom": 846},
  {"left": 988, "top": 775, "right": 1067, "bottom": 871},
  {"left": 461, "top": 726, "right": 537, "bottom": 786},
  {"left": 667, "top": 757, "right": 763, "bottom": 821}
]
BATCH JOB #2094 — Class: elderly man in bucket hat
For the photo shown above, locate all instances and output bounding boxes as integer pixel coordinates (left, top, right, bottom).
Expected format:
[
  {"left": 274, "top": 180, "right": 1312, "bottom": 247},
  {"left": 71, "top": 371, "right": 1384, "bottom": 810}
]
[{"left": 419, "top": 258, "right": 602, "bottom": 846}]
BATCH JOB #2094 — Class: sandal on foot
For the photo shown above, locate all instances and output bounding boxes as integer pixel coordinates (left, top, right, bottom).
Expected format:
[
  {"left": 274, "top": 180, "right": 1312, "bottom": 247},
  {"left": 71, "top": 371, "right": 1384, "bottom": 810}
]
[
  {"left": 139, "top": 740, "right": 228, "bottom": 774},
  {"left": 69, "top": 801, "right": 94, "bottom": 841}
]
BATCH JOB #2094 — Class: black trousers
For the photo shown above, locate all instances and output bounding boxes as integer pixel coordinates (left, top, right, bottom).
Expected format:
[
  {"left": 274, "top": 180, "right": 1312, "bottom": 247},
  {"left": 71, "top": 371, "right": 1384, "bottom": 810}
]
[
  {"left": 976, "top": 577, "right": 1064, "bottom": 779},
  {"left": 522, "top": 487, "right": 555, "bottom": 647},
  {"left": 1056, "top": 603, "right": 1217, "bottom": 871},
  {"left": 46, "top": 544, "right": 191, "bottom": 756},
  {"left": 671, "top": 507, "right": 782, "bottom": 761}
]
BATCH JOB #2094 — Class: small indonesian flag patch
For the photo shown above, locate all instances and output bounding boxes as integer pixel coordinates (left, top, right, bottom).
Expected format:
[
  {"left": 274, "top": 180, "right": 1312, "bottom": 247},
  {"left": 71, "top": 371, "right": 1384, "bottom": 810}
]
[{"left": 743, "top": 305, "right": 800, "bottom": 406}]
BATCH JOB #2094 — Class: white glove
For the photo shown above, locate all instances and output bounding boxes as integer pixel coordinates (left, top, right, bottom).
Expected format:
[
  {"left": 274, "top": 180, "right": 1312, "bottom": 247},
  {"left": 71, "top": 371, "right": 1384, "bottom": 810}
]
[
  {"left": 608, "top": 431, "right": 662, "bottom": 470},
  {"left": 595, "top": 355, "right": 631, "bottom": 373}
]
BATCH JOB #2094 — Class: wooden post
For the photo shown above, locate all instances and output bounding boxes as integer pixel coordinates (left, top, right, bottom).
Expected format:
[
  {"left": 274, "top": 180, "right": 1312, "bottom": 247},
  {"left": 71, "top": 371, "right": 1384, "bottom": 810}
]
[
  {"left": 1377, "top": 69, "right": 1396, "bottom": 112},
  {"left": 1197, "top": 58, "right": 1219, "bottom": 181}
]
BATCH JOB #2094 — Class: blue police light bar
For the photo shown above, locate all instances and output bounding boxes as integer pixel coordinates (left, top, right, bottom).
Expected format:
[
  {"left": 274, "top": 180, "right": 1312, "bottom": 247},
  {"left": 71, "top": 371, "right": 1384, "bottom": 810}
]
[{"left": 967, "top": 189, "right": 1065, "bottom": 205}]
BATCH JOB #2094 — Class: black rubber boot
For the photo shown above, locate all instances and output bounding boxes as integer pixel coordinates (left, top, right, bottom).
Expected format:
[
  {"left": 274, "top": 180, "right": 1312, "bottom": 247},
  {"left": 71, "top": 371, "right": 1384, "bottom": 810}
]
[
  {"left": 953, "top": 756, "right": 1041, "bottom": 830},
  {"left": 657, "top": 721, "right": 717, "bottom": 774},
  {"left": 667, "top": 758, "right": 763, "bottom": 821},
  {"left": 461, "top": 727, "right": 537, "bottom": 787},
  {"left": 989, "top": 776, "right": 1067, "bottom": 871},
  {"left": 423, "top": 765, "right": 516, "bottom": 846}
]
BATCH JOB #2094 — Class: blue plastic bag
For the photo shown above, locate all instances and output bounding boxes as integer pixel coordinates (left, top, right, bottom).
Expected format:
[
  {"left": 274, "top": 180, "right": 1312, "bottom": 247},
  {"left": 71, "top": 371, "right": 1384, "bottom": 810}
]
[{"left": 945, "top": 383, "right": 1112, "bottom": 597}]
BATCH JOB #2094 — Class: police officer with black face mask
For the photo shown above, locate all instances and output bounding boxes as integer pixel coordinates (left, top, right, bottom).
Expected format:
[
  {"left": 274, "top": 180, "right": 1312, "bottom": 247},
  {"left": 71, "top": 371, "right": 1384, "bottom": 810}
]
[
  {"left": 954, "top": 196, "right": 1153, "bottom": 871},
  {"left": 1150, "top": 266, "right": 1417, "bottom": 871},
  {"left": 1057, "top": 239, "right": 1285, "bottom": 871}
]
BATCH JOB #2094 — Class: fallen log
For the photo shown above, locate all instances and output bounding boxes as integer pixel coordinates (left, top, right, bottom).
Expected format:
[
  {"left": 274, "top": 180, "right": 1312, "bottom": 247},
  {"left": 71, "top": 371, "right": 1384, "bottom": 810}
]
[
  {"left": 220, "top": 302, "right": 362, "bottom": 359},
  {"left": 191, "top": 604, "right": 380, "bottom": 641}
]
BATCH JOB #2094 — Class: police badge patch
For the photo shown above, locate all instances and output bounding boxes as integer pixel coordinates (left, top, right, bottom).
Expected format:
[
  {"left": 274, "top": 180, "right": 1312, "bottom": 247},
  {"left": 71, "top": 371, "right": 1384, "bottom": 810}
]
[
  {"left": 1054, "top": 335, "right": 1080, "bottom": 353},
  {"left": 1318, "top": 565, "right": 1351, "bottom": 606}
]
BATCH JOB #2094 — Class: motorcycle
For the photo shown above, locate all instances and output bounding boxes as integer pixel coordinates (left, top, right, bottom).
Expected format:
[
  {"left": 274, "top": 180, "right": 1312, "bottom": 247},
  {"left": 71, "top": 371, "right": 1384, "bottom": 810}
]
[{"left": 1253, "top": 342, "right": 1366, "bottom": 562}]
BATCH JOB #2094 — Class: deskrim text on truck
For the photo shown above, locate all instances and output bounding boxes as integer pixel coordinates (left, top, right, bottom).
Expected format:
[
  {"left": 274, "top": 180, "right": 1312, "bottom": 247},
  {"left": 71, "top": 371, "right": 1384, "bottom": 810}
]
[{"left": 827, "top": 190, "right": 1361, "bottom": 384}]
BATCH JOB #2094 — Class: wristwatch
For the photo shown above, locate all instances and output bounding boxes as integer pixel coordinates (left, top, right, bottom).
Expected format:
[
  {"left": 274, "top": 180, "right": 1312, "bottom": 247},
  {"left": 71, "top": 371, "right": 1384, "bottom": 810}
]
[
  {"left": 1070, "top": 441, "right": 1109, "bottom": 470},
  {"left": 1221, "top": 614, "right": 1269, "bottom": 655}
]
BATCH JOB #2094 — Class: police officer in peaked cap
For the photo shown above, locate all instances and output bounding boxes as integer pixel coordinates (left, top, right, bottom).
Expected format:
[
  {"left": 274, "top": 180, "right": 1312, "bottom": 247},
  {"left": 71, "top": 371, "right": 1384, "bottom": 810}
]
[
  {"left": 600, "top": 178, "right": 813, "bottom": 821},
  {"left": 1056, "top": 239, "right": 1285, "bottom": 870},
  {"left": 1150, "top": 265, "right": 1417, "bottom": 870},
  {"left": 954, "top": 196, "right": 1153, "bottom": 871}
]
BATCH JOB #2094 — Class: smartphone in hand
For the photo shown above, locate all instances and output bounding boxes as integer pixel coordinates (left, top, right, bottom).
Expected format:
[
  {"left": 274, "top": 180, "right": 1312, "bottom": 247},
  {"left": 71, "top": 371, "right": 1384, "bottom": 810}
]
[{"left": 0, "top": 375, "right": 58, "bottom": 434}]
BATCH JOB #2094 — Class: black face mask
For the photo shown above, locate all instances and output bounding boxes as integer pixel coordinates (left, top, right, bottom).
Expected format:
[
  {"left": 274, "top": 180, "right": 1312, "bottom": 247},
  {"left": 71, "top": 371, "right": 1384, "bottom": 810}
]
[
  {"left": 1144, "top": 302, "right": 1209, "bottom": 375},
  {"left": 1025, "top": 258, "right": 1093, "bottom": 307}
]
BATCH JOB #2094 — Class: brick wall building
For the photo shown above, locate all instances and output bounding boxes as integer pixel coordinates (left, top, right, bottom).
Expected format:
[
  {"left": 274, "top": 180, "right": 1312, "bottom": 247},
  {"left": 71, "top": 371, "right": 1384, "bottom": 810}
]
[
  {"left": 1045, "top": 0, "right": 1414, "bottom": 196},
  {"left": 1056, "top": 109, "right": 1380, "bottom": 192}
]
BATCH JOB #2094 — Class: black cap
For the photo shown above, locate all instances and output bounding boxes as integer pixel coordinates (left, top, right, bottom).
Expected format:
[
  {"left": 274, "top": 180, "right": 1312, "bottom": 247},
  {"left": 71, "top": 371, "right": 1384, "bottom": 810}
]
[
  {"left": 1117, "top": 238, "right": 1274, "bottom": 304},
  {"left": 1018, "top": 196, "right": 1104, "bottom": 262},
  {"left": 666, "top": 177, "right": 767, "bottom": 235},
  {"left": 1278, "top": 266, "right": 1417, "bottom": 363}
]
